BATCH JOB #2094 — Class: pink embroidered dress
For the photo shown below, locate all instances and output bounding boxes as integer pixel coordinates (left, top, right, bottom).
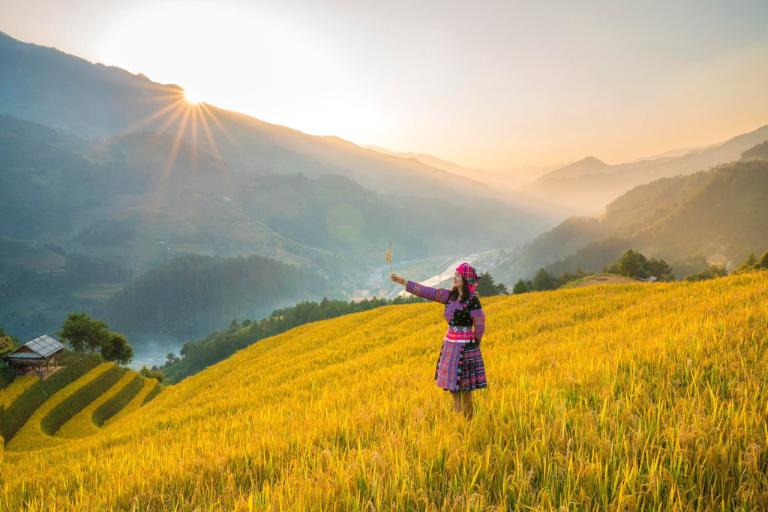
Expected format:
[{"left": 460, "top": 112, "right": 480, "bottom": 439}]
[{"left": 405, "top": 280, "right": 488, "bottom": 392}]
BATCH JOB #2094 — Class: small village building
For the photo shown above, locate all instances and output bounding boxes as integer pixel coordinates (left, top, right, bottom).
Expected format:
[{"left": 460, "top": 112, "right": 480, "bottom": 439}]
[{"left": 2, "top": 334, "right": 65, "bottom": 377}]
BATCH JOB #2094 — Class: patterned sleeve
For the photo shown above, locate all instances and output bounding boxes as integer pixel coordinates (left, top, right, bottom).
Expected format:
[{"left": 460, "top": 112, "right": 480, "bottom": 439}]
[
  {"left": 405, "top": 280, "right": 450, "bottom": 304},
  {"left": 468, "top": 295, "right": 485, "bottom": 345}
]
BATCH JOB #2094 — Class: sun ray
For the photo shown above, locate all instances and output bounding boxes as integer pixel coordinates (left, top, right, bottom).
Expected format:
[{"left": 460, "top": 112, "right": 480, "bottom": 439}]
[
  {"left": 189, "top": 105, "right": 199, "bottom": 171},
  {"left": 154, "top": 100, "right": 189, "bottom": 135},
  {"left": 141, "top": 105, "right": 192, "bottom": 224},
  {"left": 109, "top": 86, "right": 240, "bottom": 239},
  {"left": 116, "top": 99, "right": 184, "bottom": 136},
  {"left": 197, "top": 105, "right": 223, "bottom": 161},
  {"left": 159, "top": 106, "right": 193, "bottom": 186},
  {"left": 200, "top": 102, "right": 235, "bottom": 145}
]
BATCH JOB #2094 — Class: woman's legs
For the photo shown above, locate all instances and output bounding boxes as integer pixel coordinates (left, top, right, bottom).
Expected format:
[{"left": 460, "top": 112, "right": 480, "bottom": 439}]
[
  {"left": 460, "top": 391, "right": 474, "bottom": 420},
  {"left": 450, "top": 390, "right": 474, "bottom": 419},
  {"left": 451, "top": 390, "right": 462, "bottom": 413}
]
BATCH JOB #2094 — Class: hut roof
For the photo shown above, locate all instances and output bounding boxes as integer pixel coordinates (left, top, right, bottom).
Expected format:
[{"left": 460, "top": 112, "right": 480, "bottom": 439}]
[{"left": 4, "top": 334, "right": 65, "bottom": 360}]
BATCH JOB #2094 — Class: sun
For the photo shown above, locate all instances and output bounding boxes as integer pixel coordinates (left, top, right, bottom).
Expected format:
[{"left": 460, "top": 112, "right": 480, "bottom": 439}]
[{"left": 184, "top": 89, "right": 203, "bottom": 104}]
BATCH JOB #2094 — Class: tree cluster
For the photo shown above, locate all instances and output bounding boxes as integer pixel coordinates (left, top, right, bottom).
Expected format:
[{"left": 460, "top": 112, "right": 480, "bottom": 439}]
[
  {"left": 512, "top": 268, "right": 589, "bottom": 294},
  {"left": 103, "top": 254, "right": 331, "bottom": 342},
  {"left": 686, "top": 265, "right": 728, "bottom": 282},
  {"left": 736, "top": 250, "right": 768, "bottom": 273},
  {"left": 475, "top": 272, "right": 508, "bottom": 296},
  {"left": 58, "top": 313, "right": 133, "bottom": 364},
  {"left": 603, "top": 250, "right": 674, "bottom": 280},
  {"left": 139, "top": 366, "right": 165, "bottom": 383}
]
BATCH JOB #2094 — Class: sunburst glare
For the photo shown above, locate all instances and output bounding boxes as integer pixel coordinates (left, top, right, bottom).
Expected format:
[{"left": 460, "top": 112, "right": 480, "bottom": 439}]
[{"left": 184, "top": 89, "right": 203, "bottom": 104}]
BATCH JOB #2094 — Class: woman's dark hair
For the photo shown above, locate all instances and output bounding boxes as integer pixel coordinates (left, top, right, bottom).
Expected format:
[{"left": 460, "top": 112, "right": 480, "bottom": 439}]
[{"left": 449, "top": 276, "right": 471, "bottom": 302}]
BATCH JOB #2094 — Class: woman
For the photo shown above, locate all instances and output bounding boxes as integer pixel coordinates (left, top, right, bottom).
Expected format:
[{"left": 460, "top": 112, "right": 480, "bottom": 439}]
[{"left": 390, "top": 262, "right": 487, "bottom": 420}]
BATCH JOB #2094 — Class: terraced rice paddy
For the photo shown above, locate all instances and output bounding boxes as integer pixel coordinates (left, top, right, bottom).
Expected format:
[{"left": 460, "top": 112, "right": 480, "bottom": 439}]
[{"left": 2, "top": 273, "right": 767, "bottom": 510}]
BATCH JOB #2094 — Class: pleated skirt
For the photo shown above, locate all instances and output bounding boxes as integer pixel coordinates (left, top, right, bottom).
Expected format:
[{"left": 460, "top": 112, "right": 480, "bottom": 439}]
[{"left": 435, "top": 340, "right": 488, "bottom": 392}]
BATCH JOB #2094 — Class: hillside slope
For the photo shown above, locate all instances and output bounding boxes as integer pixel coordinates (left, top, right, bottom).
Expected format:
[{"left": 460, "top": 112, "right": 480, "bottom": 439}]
[
  {"left": 0, "top": 31, "right": 544, "bottom": 217},
  {"left": 494, "top": 158, "right": 768, "bottom": 283},
  {"left": 3, "top": 273, "right": 768, "bottom": 510}
]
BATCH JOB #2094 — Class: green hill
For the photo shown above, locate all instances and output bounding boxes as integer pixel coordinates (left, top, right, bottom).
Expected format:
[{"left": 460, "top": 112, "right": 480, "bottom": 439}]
[{"left": 101, "top": 254, "right": 331, "bottom": 343}]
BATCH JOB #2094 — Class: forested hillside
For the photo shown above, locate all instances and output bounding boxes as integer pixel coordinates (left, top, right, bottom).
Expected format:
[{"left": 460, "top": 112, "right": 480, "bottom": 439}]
[{"left": 494, "top": 155, "right": 768, "bottom": 284}]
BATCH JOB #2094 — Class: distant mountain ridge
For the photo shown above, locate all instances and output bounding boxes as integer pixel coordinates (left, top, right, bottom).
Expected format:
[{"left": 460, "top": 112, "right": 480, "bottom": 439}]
[
  {"left": 524, "top": 126, "right": 768, "bottom": 213},
  {"left": 493, "top": 149, "right": 768, "bottom": 283},
  {"left": 362, "top": 144, "right": 571, "bottom": 220},
  {"left": 535, "top": 156, "right": 609, "bottom": 181}
]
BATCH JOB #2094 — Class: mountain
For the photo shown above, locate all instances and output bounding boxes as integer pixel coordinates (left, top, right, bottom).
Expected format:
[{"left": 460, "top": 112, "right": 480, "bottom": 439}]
[
  {"left": 0, "top": 115, "right": 542, "bottom": 272},
  {"left": 363, "top": 145, "right": 571, "bottom": 220},
  {"left": 741, "top": 141, "right": 768, "bottom": 161},
  {"left": 4, "top": 272, "right": 768, "bottom": 509},
  {"left": 0, "top": 31, "right": 548, "bottom": 220},
  {"left": 0, "top": 114, "right": 542, "bottom": 344},
  {"left": 524, "top": 127, "right": 768, "bottom": 213},
  {"left": 533, "top": 156, "right": 609, "bottom": 181},
  {"left": 489, "top": 217, "right": 608, "bottom": 283},
  {"left": 362, "top": 145, "right": 558, "bottom": 186},
  {"left": 494, "top": 152, "right": 768, "bottom": 283}
]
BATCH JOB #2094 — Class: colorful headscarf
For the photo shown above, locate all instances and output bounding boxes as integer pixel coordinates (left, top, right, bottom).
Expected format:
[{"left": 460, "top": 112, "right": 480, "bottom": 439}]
[{"left": 456, "top": 262, "right": 479, "bottom": 293}]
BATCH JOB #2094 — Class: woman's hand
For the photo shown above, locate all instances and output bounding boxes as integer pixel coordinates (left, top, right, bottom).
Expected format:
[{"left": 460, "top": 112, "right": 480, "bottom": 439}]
[{"left": 390, "top": 273, "right": 407, "bottom": 286}]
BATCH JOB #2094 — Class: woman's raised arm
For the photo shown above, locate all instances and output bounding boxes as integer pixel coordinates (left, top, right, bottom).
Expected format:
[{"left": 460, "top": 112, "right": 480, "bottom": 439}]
[
  {"left": 391, "top": 273, "right": 450, "bottom": 304},
  {"left": 405, "top": 280, "right": 450, "bottom": 304}
]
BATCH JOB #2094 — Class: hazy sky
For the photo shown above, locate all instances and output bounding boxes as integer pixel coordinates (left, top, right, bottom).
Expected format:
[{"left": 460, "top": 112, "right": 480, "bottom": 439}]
[{"left": 2, "top": 0, "right": 768, "bottom": 169}]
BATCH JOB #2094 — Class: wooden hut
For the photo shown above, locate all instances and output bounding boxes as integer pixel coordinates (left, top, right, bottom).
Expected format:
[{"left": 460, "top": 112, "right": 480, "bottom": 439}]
[{"left": 2, "top": 334, "right": 65, "bottom": 377}]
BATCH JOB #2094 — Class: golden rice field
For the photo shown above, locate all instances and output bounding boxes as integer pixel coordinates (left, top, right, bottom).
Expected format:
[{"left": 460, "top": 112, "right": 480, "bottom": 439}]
[{"left": 2, "top": 272, "right": 768, "bottom": 510}]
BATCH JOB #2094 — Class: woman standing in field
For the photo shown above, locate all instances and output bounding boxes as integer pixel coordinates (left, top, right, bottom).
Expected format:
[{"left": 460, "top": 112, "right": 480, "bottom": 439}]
[{"left": 390, "top": 262, "right": 487, "bottom": 419}]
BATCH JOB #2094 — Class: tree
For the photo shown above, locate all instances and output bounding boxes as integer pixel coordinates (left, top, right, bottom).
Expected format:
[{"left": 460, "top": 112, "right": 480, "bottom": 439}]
[
  {"left": 557, "top": 268, "right": 590, "bottom": 287},
  {"left": 603, "top": 250, "right": 673, "bottom": 280},
  {"left": 758, "top": 250, "right": 768, "bottom": 270},
  {"left": 532, "top": 268, "right": 557, "bottom": 291},
  {"left": 59, "top": 312, "right": 109, "bottom": 352},
  {"left": 59, "top": 313, "right": 134, "bottom": 364},
  {"left": 646, "top": 258, "right": 674, "bottom": 281},
  {"left": 605, "top": 249, "right": 649, "bottom": 278},
  {"left": 737, "top": 253, "right": 758, "bottom": 273},
  {"left": 476, "top": 272, "right": 508, "bottom": 296},
  {"left": 100, "top": 332, "right": 133, "bottom": 364},
  {"left": 686, "top": 265, "right": 728, "bottom": 282},
  {"left": 512, "top": 279, "right": 529, "bottom": 294},
  {"left": 0, "top": 331, "right": 16, "bottom": 357},
  {"left": 0, "top": 327, "right": 19, "bottom": 344},
  {"left": 139, "top": 366, "right": 165, "bottom": 383}
]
